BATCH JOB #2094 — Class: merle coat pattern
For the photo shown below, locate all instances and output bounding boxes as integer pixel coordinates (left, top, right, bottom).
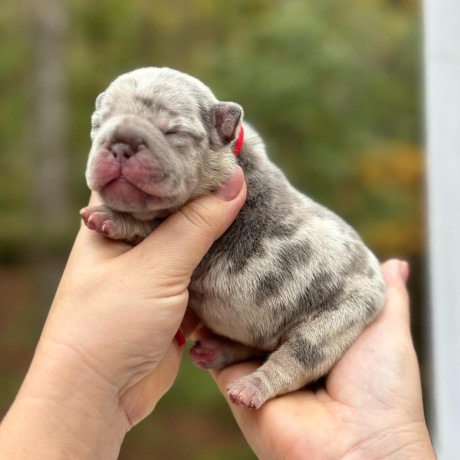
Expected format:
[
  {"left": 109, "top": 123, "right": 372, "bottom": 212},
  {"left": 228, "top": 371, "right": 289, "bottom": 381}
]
[{"left": 81, "top": 67, "right": 386, "bottom": 409}]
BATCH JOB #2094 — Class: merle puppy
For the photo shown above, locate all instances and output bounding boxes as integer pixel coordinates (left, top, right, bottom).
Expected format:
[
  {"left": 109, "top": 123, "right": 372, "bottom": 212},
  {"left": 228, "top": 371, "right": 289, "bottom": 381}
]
[{"left": 81, "top": 67, "right": 386, "bottom": 409}]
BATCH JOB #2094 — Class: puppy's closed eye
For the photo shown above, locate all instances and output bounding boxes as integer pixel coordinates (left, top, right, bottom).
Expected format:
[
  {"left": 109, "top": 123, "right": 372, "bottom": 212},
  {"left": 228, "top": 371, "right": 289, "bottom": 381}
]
[{"left": 165, "top": 128, "right": 182, "bottom": 136}]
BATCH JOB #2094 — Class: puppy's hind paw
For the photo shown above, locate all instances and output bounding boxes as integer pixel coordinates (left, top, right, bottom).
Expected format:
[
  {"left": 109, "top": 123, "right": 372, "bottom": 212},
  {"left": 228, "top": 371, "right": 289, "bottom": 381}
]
[
  {"left": 227, "top": 375, "right": 269, "bottom": 410},
  {"left": 190, "top": 336, "right": 263, "bottom": 370},
  {"left": 190, "top": 338, "right": 225, "bottom": 369}
]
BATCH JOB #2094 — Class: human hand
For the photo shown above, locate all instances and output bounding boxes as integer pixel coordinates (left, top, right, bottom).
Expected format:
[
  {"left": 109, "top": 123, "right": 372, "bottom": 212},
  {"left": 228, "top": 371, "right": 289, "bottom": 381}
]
[
  {"left": 0, "top": 167, "right": 246, "bottom": 460},
  {"left": 210, "top": 260, "right": 435, "bottom": 459}
]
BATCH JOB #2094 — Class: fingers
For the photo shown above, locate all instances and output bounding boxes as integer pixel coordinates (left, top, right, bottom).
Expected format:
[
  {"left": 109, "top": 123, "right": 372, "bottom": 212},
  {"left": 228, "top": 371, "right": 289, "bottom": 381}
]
[
  {"left": 72, "top": 167, "right": 245, "bottom": 273},
  {"left": 381, "top": 259, "right": 410, "bottom": 286},
  {"left": 210, "top": 361, "right": 260, "bottom": 399},
  {"left": 209, "top": 361, "right": 262, "bottom": 441},
  {"left": 71, "top": 220, "right": 132, "bottom": 265},
  {"left": 69, "top": 192, "right": 132, "bottom": 267},
  {"left": 119, "top": 340, "right": 185, "bottom": 427},
  {"left": 179, "top": 308, "right": 201, "bottom": 338},
  {"left": 128, "top": 166, "right": 246, "bottom": 279}
]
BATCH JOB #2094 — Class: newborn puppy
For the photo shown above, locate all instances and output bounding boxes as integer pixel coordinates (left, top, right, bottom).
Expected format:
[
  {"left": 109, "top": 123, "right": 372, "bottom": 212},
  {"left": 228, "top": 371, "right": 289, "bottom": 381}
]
[{"left": 81, "top": 67, "right": 386, "bottom": 409}]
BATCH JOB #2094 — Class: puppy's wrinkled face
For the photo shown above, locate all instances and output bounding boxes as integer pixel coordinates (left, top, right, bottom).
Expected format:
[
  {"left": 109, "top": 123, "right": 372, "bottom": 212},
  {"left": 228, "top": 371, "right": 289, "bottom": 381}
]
[{"left": 86, "top": 67, "right": 243, "bottom": 220}]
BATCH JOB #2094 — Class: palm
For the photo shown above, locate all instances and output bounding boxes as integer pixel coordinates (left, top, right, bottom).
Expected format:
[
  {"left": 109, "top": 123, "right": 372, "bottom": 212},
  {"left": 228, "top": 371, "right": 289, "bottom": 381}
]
[{"left": 241, "top": 382, "right": 355, "bottom": 459}]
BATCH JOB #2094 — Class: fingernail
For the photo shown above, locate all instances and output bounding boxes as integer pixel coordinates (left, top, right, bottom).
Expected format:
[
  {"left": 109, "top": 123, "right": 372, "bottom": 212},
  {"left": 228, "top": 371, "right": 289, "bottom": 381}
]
[
  {"left": 214, "top": 166, "right": 244, "bottom": 201},
  {"left": 175, "top": 329, "right": 186, "bottom": 347},
  {"left": 399, "top": 260, "right": 410, "bottom": 283}
]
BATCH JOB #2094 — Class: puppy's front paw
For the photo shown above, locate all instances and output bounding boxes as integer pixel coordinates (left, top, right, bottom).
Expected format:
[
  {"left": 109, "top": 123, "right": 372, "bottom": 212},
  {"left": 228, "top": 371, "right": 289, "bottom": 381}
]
[
  {"left": 227, "top": 375, "right": 269, "bottom": 410},
  {"left": 80, "top": 206, "right": 122, "bottom": 239}
]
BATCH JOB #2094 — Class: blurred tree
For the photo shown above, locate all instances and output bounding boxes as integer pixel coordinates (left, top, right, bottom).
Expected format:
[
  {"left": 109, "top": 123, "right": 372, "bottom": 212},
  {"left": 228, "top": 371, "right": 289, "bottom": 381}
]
[
  {"left": 28, "top": 0, "right": 71, "bottom": 235},
  {"left": 202, "top": 0, "right": 422, "bottom": 257},
  {"left": 0, "top": 1, "right": 423, "bottom": 459},
  {"left": 25, "top": 0, "right": 73, "bottom": 320}
]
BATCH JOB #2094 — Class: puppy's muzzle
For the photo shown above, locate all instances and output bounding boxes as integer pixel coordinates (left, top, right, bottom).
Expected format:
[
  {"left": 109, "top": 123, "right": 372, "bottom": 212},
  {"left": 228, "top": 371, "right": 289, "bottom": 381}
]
[{"left": 110, "top": 141, "right": 147, "bottom": 164}]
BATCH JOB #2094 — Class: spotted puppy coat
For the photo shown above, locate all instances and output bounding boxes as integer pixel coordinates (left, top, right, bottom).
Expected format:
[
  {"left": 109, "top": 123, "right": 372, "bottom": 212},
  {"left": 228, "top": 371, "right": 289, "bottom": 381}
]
[{"left": 81, "top": 67, "right": 386, "bottom": 409}]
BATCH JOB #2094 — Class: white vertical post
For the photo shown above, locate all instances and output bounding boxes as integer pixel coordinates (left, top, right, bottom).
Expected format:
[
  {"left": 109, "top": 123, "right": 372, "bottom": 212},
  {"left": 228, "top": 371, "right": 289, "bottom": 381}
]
[{"left": 424, "top": 1, "right": 460, "bottom": 458}]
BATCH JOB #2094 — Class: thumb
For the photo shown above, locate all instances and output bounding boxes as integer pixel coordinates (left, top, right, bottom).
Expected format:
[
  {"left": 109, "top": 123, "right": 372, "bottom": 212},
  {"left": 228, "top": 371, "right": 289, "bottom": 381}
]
[
  {"left": 378, "top": 259, "right": 411, "bottom": 334},
  {"left": 128, "top": 166, "right": 246, "bottom": 279}
]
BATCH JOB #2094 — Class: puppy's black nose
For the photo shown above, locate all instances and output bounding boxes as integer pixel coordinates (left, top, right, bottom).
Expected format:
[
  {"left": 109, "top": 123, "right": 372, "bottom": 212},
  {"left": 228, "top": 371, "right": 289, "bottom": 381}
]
[{"left": 111, "top": 142, "right": 135, "bottom": 161}]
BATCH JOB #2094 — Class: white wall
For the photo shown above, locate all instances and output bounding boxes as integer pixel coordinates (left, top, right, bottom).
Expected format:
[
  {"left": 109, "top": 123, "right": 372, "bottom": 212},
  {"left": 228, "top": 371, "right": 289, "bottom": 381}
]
[{"left": 424, "top": 1, "right": 460, "bottom": 458}]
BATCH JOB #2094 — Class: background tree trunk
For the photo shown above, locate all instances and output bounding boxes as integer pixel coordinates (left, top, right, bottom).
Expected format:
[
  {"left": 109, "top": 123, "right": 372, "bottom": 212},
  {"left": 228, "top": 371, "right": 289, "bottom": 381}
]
[{"left": 26, "top": 0, "right": 72, "bottom": 323}]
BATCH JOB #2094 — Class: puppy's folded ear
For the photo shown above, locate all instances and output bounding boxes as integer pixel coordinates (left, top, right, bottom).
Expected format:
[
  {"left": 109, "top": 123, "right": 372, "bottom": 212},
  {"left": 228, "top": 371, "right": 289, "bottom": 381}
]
[
  {"left": 91, "top": 91, "right": 107, "bottom": 141},
  {"left": 212, "top": 102, "right": 244, "bottom": 146},
  {"left": 95, "top": 91, "right": 107, "bottom": 109}
]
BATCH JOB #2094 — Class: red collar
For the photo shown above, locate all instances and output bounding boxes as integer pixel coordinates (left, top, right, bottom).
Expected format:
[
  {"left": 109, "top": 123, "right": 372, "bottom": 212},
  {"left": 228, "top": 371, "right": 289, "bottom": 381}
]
[{"left": 233, "top": 125, "right": 244, "bottom": 156}]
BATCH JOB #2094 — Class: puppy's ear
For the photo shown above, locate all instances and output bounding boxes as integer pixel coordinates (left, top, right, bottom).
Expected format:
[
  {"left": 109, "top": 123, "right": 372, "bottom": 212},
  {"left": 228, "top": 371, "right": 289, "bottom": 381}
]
[
  {"left": 95, "top": 91, "right": 107, "bottom": 110},
  {"left": 212, "top": 102, "right": 244, "bottom": 145},
  {"left": 90, "top": 91, "right": 108, "bottom": 141}
]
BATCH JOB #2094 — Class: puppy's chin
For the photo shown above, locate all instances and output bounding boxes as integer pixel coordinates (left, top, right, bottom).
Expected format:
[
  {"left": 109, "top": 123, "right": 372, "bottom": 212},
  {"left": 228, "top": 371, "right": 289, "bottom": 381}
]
[{"left": 100, "top": 177, "right": 178, "bottom": 218}]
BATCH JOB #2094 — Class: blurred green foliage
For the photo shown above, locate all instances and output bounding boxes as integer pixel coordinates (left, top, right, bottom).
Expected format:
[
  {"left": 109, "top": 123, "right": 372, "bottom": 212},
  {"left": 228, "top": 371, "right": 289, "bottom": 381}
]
[
  {"left": 0, "top": 0, "right": 423, "bottom": 258},
  {"left": 0, "top": 0, "right": 422, "bottom": 458}
]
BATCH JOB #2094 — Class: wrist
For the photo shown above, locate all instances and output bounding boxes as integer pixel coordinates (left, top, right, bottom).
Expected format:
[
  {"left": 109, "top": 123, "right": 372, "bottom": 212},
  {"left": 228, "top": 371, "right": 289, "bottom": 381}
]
[
  {"left": 345, "top": 420, "right": 435, "bottom": 460},
  {"left": 0, "top": 338, "right": 129, "bottom": 460}
]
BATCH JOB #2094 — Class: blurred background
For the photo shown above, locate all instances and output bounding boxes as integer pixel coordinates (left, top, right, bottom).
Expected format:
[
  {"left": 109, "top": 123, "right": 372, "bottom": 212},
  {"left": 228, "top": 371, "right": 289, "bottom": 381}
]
[{"left": 0, "top": 0, "right": 424, "bottom": 458}]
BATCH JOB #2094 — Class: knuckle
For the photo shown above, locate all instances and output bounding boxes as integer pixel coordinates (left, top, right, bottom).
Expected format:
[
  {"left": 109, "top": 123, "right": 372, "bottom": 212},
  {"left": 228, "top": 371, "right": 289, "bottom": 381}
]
[{"left": 178, "top": 199, "right": 217, "bottom": 234}]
